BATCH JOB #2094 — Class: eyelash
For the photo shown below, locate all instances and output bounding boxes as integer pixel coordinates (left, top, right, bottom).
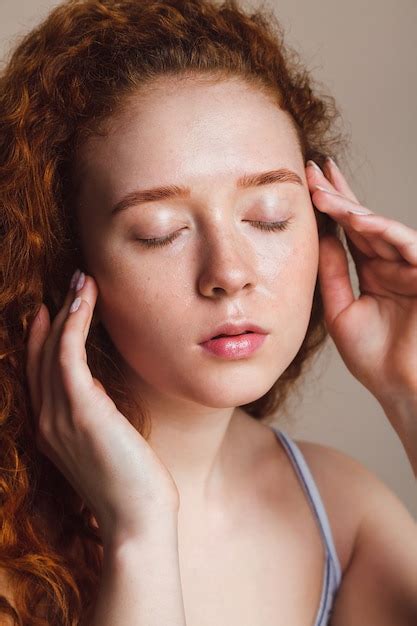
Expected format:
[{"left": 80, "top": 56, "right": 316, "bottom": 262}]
[{"left": 137, "top": 218, "right": 293, "bottom": 249}]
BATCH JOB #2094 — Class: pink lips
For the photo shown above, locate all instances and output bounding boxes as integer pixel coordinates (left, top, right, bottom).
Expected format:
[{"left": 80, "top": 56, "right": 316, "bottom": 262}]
[
  {"left": 200, "top": 332, "right": 267, "bottom": 359},
  {"left": 200, "top": 321, "right": 269, "bottom": 344}
]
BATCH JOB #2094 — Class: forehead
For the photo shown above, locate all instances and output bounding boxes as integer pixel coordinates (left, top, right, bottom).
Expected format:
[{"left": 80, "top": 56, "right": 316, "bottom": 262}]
[{"left": 76, "top": 77, "right": 303, "bottom": 197}]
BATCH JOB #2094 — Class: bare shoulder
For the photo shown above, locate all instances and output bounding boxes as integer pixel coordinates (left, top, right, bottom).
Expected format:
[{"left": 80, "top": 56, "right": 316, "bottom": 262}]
[
  {"left": 236, "top": 412, "right": 373, "bottom": 573},
  {"left": 294, "top": 438, "right": 417, "bottom": 624},
  {"left": 292, "top": 437, "right": 388, "bottom": 575}
]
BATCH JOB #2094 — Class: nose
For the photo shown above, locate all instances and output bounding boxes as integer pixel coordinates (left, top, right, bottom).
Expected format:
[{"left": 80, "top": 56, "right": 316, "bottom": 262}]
[{"left": 197, "top": 229, "right": 259, "bottom": 298}]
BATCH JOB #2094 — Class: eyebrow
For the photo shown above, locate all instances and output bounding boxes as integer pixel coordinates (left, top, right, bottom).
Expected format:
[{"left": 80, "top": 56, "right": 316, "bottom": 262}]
[{"left": 110, "top": 167, "right": 304, "bottom": 216}]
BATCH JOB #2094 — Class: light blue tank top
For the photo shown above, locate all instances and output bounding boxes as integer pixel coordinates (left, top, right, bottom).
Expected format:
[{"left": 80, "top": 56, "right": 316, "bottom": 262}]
[{"left": 271, "top": 427, "right": 342, "bottom": 626}]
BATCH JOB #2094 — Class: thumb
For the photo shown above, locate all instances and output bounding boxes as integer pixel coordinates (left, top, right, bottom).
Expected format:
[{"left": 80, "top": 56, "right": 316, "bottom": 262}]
[{"left": 318, "top": 235, "right": 355, "bottom": 330}]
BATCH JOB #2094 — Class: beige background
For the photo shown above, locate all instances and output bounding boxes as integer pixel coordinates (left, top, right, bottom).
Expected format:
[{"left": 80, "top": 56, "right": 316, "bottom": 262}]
[{"left": 1, "top": 0, "right": 416, "bottom": 518}]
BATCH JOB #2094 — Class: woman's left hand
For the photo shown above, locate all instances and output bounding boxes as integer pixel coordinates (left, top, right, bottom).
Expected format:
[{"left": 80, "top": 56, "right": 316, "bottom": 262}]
[{"left": 306, "top": 157, "right": 417, "bottom": 415}]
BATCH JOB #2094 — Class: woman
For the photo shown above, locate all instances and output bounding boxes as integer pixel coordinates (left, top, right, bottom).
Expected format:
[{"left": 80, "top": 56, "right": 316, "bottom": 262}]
[{"left": 1, "top": 0, "right": 416, "bottom": 624}]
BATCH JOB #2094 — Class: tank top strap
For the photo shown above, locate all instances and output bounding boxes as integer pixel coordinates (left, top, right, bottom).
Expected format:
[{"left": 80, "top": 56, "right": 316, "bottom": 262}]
[{"left": 271, "top": 427, "right": 342, "bottom": 588}]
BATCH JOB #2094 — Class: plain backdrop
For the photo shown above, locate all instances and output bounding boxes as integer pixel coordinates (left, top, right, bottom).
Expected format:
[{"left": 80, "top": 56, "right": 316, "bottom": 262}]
[{"left": 1, "top": 0, "right": 416, "bottom": 519}]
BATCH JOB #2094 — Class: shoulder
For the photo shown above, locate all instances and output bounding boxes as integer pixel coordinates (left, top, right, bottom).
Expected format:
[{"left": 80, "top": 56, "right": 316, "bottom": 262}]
[
  {"left": 294, "top": 438, "right": 417, "bottom": 624},
  {"left": 293, "top": 435, "right": 408, "bottom": 515},
  {"left": 293, "top": 436, "right": 373, "bottom": 493},
  {"left": 292, "top": 437, "right": 390, "bottom": 575}
]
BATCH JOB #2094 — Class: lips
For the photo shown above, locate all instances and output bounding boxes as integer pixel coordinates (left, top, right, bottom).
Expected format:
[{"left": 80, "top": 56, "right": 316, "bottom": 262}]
[
  {"left": 200, "top": 321, "right": 269, "bottom": 344},
  {"left": 213, "top": 331, "right": 252, "bottom": 339}
]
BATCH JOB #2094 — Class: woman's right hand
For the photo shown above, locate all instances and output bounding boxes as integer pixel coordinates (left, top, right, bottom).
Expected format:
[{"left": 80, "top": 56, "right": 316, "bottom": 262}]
[{"left": 26, "top": 270, "right": 180, "bottom": 548}]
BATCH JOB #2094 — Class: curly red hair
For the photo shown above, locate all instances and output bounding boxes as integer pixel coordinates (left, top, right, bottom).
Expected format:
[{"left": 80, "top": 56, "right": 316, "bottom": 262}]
[{"left": 0, "top": 0, "right": 349, "bottom": 623}]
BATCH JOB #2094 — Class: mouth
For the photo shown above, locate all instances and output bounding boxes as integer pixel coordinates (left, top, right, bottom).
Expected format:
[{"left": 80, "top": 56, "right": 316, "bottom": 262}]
[
  {"left": 200, "top": 322, "right": 268, "bottom": 344},
  {"left": 199, "top": 328, "right": 268, "bottom": 359},
  {"left": 212, "top": 331, "right": 254, "bottom": 339}
]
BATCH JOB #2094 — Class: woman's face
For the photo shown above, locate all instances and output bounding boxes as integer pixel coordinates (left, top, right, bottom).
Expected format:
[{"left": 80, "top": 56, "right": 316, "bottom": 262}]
[{"left": 74, "top": 76, "right": 319, "bottom": 412}]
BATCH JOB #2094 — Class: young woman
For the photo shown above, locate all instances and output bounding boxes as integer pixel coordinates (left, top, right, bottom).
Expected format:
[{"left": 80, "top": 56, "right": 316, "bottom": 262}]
[{"left": 1, "top": 0, "right": 416, "bottom": 624}]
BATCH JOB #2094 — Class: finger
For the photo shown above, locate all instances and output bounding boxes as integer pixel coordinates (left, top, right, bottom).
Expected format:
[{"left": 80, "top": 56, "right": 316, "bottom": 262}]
[
  {"left": 307, "top": 160, "right": 415, "bottom": 265},
  {"left": 306, "top": 159, "right": 360, "bottom": 204},
  {"left": 56, "top": 275, "right": 99, "bottom": 401},
  {"left": 366, "top": 258, "right": 417, "bottom": 297},
  {"left": 322, "top": 157, "right": 360, "bottom": 203},
  {"left": 306, "top": 162, "right": 380, "bottom": 258},
  {"left": 26, "top": 303, "right": 50, "bottom": 418},
  {"left": 69, "top": 274, "right": 98, "bottom": 347},
  {"left": 339, "top": 223, "right": 379, "bottom": 260},
  {"left": 344, "top": 218, "right": 402, "bottom": 263},
  {"left": 318, "top": 234, "right": 356, "bottom": 329},
  {"left": 311, "top": 188, "right": 405, "bottom": 262},
  {"left": 312, "top": 189, "right": 383, "bottom": 259},
  {"left": 346, "top": 212, "right": 417, "bottom": 266},
  {"left": 342, "top": 229, "right": 377, "bottom": 270},
  {"left": 40, "top": 271, "right": 83, "bottom": 412},
  {"left": 27, "top": 270, "right": 79, "bottom": 421}
]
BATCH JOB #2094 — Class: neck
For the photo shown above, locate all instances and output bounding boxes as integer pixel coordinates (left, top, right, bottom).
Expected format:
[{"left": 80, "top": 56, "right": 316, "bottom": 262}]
[{"left": 147, "top": 407, "right": 247, "bottom": 510}]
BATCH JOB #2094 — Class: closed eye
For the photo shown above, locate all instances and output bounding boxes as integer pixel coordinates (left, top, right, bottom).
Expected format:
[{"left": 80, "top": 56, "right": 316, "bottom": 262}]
[
  {"left": 136, "top": 217, "right": 293, "bottom": 249},
  {"left": 250, "top": 219, "right": 292, "bottom": 233}
]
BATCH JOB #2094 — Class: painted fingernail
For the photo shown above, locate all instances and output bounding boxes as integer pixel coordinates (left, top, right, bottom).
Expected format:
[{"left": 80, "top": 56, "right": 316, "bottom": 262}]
[
  {"left": 69, "top": 296, "right": 81, "bottom": 313},
  {"left": 75, "top": 271, "right": 85, "bottom": 292},
  {"left": 70, "top": 269, "right": 81, "bottom": 290},
  {"left": 347, "top": 208, "right": 374, "bottom": 215},
  {"left": 314, "top": 185, "right": 341, "bottom": 197},
  {"left": 307, "top": 160, "right": 323, "bottom": 174}
]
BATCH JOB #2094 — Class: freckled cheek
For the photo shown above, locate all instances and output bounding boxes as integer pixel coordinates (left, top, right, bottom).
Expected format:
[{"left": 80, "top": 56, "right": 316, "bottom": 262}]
[
  {"left": 261, "top": 235, "right": 317, "bottom": 283},
  {"left": 263, "top": 241, "right": 319, "bottom": 375},
  {"left": 94, "top": 261, "right": 181, "bottom": 349},
  {"left": 265, "top": 237, "right": 319, "bottom": 321}
]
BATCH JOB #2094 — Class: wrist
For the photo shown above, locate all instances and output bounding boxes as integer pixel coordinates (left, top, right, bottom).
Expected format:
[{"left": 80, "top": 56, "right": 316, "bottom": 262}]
[
  {"left": 379, "top": 391, "right": 417, "bottom": 478},
  {"left": 102, "top": 514, "right": 179, "bottom": 555}
]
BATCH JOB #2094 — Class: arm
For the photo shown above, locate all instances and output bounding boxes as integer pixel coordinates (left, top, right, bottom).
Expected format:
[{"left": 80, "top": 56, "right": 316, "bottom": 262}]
[
  {"left": 88, "top": 520, "right": 187, "bottom": 626},
  {"left": 377, "top": 391, "right": 417, "bottom": 479},
  {"left": 330, "top": 460, "right": 417, "bottom": 625}
]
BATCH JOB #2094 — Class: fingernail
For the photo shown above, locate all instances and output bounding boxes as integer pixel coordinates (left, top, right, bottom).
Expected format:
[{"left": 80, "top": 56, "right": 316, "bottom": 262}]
[
  {"left": 75, "top": 271, "right": 85, "bottom": 292},
  {"left": 314, "top": 185, "right": 341, "bottom": 197},
  {"left": 347, "top": 208, "right": 374, "bottom": 215},
  {"left": 307, "top": 160, "right": 323, "bottom": 174},
  {"left": 70, "top": 269, "right": 81, "bottom": 290},
  {"left": 69, "top": 296, "right": 81, "bottom": 313}
]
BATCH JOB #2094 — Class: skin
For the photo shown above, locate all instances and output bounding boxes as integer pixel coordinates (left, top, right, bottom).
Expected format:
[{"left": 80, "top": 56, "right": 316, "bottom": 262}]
[
  {"left": 23, "top": 72, "right": 417, "bottom": 626},
  {"left": 24, "top": 70, "right": 417, "bottom": 623},
  {"left": 73, "top": 75, "right": 319, "bottom": 514}
]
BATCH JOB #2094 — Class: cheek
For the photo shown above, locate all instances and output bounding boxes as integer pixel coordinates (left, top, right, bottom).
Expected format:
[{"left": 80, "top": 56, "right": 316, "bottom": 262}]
[
  {"left": 96, "top": 268, "right": 173, "bottom": 332},
  {"left": 94, "top": 258, "right": 186, "bottom": 363},
  {"left": 266, "top": 229, "right": 319, "bottom": 366},
  {"left": 265, "top": 221, "right": 319, "bottom": 300}
]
